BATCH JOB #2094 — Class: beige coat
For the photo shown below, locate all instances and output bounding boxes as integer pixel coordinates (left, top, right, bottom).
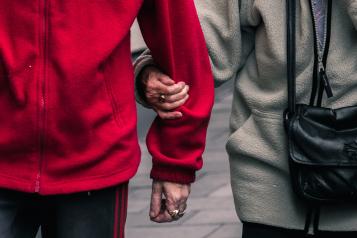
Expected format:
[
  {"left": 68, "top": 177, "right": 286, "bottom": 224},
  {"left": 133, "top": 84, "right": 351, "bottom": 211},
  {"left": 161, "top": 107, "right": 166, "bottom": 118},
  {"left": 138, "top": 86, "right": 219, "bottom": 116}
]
[{"left": 135, "top": 0, "right": 357, "bottom": 231}]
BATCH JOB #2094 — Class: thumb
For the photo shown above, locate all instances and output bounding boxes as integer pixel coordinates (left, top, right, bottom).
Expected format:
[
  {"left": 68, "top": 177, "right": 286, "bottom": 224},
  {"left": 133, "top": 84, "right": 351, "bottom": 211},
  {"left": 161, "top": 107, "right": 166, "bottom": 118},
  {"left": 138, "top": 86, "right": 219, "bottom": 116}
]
[{"left": 150, "top": 181, "right": 163, "bottom": 219}]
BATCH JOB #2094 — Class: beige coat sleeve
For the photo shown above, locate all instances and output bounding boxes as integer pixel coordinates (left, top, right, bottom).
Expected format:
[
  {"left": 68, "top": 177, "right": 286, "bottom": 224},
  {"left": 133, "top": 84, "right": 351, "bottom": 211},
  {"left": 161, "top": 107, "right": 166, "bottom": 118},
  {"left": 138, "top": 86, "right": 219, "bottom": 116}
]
[
  {"left": 195, "top": 0, "right": 256, "bottom": 86},
  {"left": 133, "top": 0, "right": 257, "bottom": 98},
  {"left": 133, "top": 49, "right": 154, "bottom": 107}
]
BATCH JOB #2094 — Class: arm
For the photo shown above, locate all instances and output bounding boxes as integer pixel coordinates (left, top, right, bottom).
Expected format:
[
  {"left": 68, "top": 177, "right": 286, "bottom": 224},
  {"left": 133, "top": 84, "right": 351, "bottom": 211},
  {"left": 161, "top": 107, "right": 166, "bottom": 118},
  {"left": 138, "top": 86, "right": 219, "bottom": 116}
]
[
  {"left": 135, "top": 0, "right": 255, "bottom": 89},
  {"left": 138, "top": 0, "right": 213, "bottom": 184},
  {"left": 196, "top": 0, "right": 242, "bottom": 86},
  {"left": 137, "top": 0, "right": 214, "bottom": 221}
]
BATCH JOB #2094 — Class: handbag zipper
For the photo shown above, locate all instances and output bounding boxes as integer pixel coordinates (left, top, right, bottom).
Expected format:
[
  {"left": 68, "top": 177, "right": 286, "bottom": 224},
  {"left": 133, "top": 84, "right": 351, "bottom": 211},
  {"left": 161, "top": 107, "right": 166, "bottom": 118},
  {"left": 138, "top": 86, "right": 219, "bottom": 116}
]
[{"left": 310, "top": 0, "right": 333, "bottom": 101}]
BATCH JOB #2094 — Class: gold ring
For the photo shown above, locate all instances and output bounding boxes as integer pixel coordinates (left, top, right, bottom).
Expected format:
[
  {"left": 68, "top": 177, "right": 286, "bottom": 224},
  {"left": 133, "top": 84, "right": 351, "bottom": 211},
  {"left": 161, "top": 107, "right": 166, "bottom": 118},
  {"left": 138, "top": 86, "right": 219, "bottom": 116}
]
[
  {"left": 158, "top": 94, "right": 166, "bottom": 103},
  {"left": 168, "top": 209, "right": 181, "bottom": 220},
  {"left": 178, "top": 210, "right": 185, "bottom": 217}
]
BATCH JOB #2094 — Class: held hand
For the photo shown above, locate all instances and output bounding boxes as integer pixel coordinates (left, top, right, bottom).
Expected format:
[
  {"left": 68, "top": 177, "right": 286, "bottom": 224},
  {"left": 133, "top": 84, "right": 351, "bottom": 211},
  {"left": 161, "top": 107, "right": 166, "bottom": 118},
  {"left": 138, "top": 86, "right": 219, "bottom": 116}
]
[
  {"left": 140, "top": 66, "right": 190, "bottom": 120},
  {"left": 149, "top": 180, "right": 191, "bottom": 223}
]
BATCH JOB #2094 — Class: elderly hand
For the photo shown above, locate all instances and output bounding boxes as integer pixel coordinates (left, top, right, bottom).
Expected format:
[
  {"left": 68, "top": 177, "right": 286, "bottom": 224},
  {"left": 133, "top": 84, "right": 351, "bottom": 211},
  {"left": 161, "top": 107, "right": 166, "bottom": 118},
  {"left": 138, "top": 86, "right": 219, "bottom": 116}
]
[
  {"left": 140, "top": 66, "right": 190, "bottom": 120},
  {"left": 149, "top": 180, "right": 190, "bottom": 223}
]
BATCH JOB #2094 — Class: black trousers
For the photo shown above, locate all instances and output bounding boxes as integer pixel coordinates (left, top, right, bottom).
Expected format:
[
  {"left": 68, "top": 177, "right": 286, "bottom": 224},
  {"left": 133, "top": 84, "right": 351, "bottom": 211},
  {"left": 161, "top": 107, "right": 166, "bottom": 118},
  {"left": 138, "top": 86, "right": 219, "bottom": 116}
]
[
  {"left": 242, "top": 222, "right": 357, "bottom": 238},
  {"left": 0, "top": 183, "right": 128, "bottom": 238}
]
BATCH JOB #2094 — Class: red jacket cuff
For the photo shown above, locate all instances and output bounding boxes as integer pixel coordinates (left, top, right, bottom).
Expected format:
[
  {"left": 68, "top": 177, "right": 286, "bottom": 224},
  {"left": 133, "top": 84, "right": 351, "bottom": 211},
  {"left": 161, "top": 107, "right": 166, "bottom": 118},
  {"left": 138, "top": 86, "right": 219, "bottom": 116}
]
[{"left": 150, "top": 164, "right": 196, "bottom": 184}]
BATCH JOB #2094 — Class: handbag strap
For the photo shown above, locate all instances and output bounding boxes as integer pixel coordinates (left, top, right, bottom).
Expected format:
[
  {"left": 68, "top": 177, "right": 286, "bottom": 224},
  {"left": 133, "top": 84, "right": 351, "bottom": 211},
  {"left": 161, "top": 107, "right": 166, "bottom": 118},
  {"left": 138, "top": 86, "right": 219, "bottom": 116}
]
[
  {"left": 286, "top": 0, "right": 296, "bottom": 115},
  {"left": 286, "top": 1, "right": 321, "bottom": 234}
]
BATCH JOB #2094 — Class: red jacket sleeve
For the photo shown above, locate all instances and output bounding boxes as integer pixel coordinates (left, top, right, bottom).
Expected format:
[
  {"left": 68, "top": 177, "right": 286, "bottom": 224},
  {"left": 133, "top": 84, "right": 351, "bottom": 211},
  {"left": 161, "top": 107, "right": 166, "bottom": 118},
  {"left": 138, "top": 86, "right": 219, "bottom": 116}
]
[{"left": 137, "top": 0, "right": 214, "bottom": 184}]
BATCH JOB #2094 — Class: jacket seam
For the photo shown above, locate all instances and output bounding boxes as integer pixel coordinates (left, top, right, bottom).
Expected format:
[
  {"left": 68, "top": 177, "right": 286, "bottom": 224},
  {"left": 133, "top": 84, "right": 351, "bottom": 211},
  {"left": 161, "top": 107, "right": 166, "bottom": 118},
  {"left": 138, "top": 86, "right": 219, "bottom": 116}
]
[{"left": 103, "top": 75, "right": 124, "bottom": 127}]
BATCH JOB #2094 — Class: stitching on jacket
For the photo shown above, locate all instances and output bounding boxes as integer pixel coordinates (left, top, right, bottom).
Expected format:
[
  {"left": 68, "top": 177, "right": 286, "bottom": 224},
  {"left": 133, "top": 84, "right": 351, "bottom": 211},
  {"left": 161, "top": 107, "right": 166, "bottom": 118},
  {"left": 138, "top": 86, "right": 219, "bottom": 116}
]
[{"left": 103, "top": 75, "right": 124, "bottom": 128}]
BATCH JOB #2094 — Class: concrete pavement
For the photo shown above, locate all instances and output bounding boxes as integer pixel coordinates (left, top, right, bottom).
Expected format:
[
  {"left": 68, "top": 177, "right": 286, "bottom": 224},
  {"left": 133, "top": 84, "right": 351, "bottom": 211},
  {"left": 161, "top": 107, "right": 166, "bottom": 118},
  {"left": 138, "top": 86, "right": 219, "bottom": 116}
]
[{"left": 127, "top": 81, "right": 242, "bottom": 238}]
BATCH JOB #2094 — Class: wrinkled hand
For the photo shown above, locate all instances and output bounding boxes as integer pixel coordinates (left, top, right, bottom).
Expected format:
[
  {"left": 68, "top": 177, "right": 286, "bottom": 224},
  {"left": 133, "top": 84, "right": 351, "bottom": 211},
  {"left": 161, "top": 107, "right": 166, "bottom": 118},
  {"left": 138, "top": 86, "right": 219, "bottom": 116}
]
[
  {"left": 150, "top": 180, "right": 191, "bottom": 223},
  {"left": 140, "top": 66, "right": 189, "bottom": 119}
]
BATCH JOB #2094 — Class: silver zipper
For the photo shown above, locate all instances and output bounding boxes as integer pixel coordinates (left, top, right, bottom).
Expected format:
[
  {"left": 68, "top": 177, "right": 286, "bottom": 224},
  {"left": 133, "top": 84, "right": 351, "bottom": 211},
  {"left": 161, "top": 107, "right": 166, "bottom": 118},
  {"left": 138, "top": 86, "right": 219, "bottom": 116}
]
[
  {"left": 310, "top": 0, "right": 333, "bottom": 98},
  {"left": 310, "top": 0, "right": 328, "bottom": 59},
  {"left": 36, "top": 0, "right": 48, "bottom": 193}
]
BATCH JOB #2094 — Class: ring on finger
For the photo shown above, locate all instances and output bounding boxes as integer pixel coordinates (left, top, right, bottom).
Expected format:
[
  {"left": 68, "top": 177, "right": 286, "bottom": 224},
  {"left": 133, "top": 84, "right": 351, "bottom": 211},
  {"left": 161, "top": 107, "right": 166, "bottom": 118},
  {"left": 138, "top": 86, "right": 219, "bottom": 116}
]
[
  {"left": 178, "top": 204, "right": 186, "bottom": 217},
  {"left": 178, "top": 210, "right": 185, "bottom": 218},
  {"left": 168, "top": 209, "right": 181, "bottom": 220},
  {"left": 158, "top": 94, "right": 166, "bottom": 103},
  {"left": 167, "top": 206, "right": 186, "bottom": 220}
]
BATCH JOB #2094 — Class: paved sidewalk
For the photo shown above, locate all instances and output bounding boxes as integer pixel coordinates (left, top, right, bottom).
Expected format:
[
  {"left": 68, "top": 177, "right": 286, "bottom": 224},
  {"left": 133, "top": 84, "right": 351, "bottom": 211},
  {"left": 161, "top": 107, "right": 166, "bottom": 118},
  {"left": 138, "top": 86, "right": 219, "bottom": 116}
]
[{"left": 127, "top": 81, "right": 242, "bottom": 238}]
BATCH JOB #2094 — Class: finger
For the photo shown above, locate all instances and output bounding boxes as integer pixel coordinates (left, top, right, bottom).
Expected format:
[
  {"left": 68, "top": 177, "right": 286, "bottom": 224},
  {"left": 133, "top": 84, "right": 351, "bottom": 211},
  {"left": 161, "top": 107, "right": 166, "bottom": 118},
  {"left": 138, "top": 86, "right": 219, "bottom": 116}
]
[
  {"left": 173, "top": 202, "right": 188, "bottom": 220},
  {"left": 165, "top": 196, "right": 179, "bottom": 216},
  {"left": 158, "top": 75, "right": 175, "bottom": 86},
  {"left": 178, "top": 188, "right": 189, "bottom": 213},
  {"left": 151, "top": 210, "right": 174, "bottom": 223},
  {"left": 159, "top": 94, "right": 189, "bottom": 111},
  {"left": 145, "top": 80, "right": 183, "bottom": 98},
  {"left": 163, "top": 192, "right": 182, "bottom": 222},
  {"left": 152, "top": 183, "right": 189, "bottom": 223},
  {"left": 157, "top": 110, "right": 183, "bottom": 120},
  {"left": 178, "top": 203, "right": 187, "bottom": 216},
  {"left": 150, "top": 199, "right": 174, "bottom": 223},
  {"left": 149, "top": 182, "right": 163, "bottom": 219},
  {"left": 165, "top": 85, "right": 190, "bottom": 103},
  {"left": 159, "top": 82, "right": 186, "bottom": 95}
]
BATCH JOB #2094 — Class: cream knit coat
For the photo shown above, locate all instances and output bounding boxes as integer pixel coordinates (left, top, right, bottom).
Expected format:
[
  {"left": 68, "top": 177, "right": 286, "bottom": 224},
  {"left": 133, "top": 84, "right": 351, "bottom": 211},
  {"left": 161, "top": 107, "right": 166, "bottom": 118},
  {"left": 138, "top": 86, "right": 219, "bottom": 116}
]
[{"left": 135, "top": 0, "right": 357, "bottom": 231}]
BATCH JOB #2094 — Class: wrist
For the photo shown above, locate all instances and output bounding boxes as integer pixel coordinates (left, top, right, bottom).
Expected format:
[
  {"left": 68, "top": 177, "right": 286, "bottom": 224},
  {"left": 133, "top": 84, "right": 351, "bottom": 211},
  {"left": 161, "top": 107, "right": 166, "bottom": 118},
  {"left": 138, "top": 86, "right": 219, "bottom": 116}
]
[{"left": 151, "top": 164, "right": 196, "bottom": 184}]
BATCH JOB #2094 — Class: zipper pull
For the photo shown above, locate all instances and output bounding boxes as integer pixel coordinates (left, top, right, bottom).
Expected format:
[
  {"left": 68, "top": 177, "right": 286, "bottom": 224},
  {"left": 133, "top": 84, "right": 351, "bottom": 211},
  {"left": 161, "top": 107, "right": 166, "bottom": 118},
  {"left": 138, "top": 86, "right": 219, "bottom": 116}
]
[{"left": 319, "top": 63, "right": 333, "bottom": 98}]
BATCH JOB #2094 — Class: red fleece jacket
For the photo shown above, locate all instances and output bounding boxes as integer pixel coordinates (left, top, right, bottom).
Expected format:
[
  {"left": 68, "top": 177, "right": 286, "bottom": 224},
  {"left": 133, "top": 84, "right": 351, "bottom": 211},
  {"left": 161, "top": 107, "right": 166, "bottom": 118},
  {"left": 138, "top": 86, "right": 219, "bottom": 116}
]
[{"left": 0, "top": 0, "right": 213, "bottom": 195}]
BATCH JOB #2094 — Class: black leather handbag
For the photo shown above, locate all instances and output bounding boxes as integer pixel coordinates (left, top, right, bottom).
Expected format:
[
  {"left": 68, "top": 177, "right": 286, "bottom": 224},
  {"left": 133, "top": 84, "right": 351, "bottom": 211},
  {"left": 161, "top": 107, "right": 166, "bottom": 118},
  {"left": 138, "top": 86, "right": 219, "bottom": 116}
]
[{"left": 284, "top": 0, "right": 357, "bottom": 203}]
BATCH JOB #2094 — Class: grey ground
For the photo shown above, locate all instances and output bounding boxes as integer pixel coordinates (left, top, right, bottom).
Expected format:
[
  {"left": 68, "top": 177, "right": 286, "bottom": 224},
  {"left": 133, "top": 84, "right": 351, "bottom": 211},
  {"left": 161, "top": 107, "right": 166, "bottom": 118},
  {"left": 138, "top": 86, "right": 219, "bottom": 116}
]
[{"left": 127, "top": 80, "right": 242, "bottom": 238}]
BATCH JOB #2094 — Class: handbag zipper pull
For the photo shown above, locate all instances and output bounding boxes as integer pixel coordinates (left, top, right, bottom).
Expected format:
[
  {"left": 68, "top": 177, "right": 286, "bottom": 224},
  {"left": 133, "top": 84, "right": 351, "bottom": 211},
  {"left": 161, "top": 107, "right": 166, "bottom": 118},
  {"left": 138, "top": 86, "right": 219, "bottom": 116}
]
[{"left": 319, "top": 62, "right": 333, "bottom": 98}]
